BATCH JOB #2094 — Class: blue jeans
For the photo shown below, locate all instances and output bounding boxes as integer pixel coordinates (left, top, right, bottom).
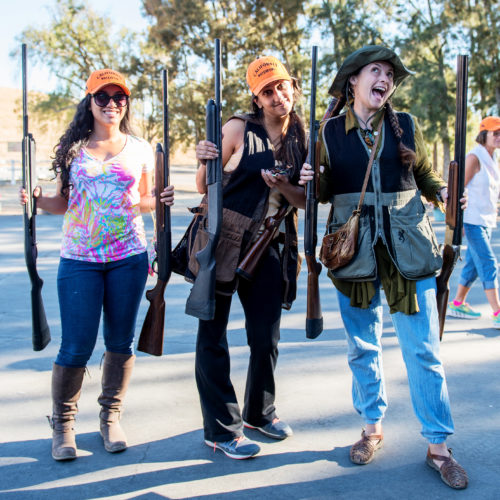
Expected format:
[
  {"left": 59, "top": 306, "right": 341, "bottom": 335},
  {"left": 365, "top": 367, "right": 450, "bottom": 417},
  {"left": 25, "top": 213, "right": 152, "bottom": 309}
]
[
  {"left": 56, "top": 252, "right": 148, "bottom": 367},
  {"left": 337, "top": 276, "right": 454, "bottom": 444},
  {"left": 460, "top": 223, "right": 498, "bottom": 289}
]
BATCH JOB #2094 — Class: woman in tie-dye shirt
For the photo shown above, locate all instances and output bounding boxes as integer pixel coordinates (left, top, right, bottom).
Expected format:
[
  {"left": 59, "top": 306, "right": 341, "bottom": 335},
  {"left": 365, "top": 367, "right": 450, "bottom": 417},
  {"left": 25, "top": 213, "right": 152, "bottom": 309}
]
[{"left": 20, "top": 69, "right": 174, "bottom": 461}]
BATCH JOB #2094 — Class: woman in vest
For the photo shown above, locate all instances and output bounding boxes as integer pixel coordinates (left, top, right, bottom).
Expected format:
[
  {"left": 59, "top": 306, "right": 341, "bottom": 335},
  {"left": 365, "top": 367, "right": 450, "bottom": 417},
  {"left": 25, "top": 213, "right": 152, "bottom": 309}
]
[
  {"left": 449, "top": 116, "right": 500, "bottom": 326},
  {"left": 300, "top": 46, "right": 468, "bottom": 489},
  {"left": 193, "top": 56, "right": 306, "bottom": 459}
]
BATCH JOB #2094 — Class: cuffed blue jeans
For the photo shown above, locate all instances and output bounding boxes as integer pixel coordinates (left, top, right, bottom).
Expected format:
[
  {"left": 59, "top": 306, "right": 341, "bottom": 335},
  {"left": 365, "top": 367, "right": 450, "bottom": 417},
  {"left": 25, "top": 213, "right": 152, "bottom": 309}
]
[
  {"left": 460, "top": 223, "right": 498, "bottom": 290},
  {"left": 337, "top": 276, "right": 454, "bottom": 444},
  {"left": 55, "top": 252, "right": 148, "bottom": 367}
]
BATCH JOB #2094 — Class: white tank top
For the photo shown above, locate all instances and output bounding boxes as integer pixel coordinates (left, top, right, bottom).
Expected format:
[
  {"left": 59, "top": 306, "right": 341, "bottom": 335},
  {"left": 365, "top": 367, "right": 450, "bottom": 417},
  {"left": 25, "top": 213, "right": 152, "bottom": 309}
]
[{"left": 463, "top": 144, "right": 499, "bottom": 227}]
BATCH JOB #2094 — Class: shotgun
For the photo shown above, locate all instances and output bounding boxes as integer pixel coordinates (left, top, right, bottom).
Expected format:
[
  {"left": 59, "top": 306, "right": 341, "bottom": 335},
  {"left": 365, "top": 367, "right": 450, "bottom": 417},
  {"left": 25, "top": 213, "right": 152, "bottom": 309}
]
[
  {"left": 185, "top": 39, "right": 223, "bottom": 320},
  {"left": 236, "top": 205, "right": 288, "bottom": 281},
  {"left": 137, "top": 69, "right": 172, "bottom": 356},
  {"left": 304, "top": 46, "right": 324, "bottom": 340},
  {"left": 436, "top": 55, "right": 468, "bottom": 340},
  {"left": 21, "top": 43, "right": 51, "bottom": 352}
]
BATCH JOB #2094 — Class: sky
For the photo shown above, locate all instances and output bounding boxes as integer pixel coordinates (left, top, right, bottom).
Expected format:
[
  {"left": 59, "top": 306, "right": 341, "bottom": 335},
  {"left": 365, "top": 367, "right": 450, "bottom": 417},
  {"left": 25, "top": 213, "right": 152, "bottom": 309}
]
[{"left": 1, "top": 0, "right": 149, "bottom": 92}]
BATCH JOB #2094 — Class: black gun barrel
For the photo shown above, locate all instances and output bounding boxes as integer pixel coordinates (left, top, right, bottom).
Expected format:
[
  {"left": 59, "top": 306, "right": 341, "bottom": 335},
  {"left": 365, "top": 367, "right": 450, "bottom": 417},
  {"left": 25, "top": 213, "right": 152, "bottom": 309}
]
[
  {"left": 21, "top": 43, "right": 51, "bottom": 351},
  {"left": 185, "top": 39, "right": 223, "bottom": 320},
  {"left": 452, "top": 55, "right": 468, "bottom": 246},
  {"left": 304, "top": 45, "right": 318, "bottom": 257}
]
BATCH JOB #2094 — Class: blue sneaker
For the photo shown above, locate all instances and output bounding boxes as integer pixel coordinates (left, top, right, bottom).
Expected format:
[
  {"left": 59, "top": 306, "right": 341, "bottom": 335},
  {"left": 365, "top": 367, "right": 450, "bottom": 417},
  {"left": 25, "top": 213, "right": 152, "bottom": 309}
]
[
  {"left": 205, "top": 436, "right": 260, "bottom": 459},
  {"left": 243, "top": 418, "right": 293, "bottom": 440},
  {"left": 493, "top": 314, "right": 500, "bottom": 329},
  {"left": 447, "top": 302, "right": 481, "bottom": 319}
]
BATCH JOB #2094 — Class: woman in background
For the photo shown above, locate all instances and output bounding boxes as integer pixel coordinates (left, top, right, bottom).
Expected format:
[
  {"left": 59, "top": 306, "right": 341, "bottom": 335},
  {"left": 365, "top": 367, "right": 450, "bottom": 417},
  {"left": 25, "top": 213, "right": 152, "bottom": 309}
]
[{"left": 448, "top": 116, "right": 500, "bottom": 327}]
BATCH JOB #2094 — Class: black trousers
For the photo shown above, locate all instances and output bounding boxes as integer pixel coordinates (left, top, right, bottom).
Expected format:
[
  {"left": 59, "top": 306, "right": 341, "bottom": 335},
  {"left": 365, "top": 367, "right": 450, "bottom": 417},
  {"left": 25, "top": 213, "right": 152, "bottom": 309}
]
[{"left": 195, "top": 243, "right": 283, "bottom": 442}]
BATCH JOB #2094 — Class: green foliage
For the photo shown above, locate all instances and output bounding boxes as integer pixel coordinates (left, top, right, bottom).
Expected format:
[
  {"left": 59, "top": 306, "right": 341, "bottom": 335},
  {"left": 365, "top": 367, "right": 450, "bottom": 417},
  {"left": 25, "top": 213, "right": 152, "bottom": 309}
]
[
  {"left": 13, "top": 0, "right": 499, "bottom": 167},
  {"left": 143, "top": 0, "right": 309, "bottom": 146},
  {"left": 14, "top": 0, "right": 143, "bottom": 134}
]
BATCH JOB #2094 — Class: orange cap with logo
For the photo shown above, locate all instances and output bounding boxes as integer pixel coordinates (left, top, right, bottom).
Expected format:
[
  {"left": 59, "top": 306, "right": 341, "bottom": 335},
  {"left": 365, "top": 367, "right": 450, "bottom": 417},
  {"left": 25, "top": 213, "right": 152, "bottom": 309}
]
[
  {"left": 85, "top": 69, "right": 131, "bottom": 96},
  {"left": 246, "top": 56, "right": 291, "bottom": 96},
  {"left": 479, "top": 116, "right": 500, "bottom": 132}
]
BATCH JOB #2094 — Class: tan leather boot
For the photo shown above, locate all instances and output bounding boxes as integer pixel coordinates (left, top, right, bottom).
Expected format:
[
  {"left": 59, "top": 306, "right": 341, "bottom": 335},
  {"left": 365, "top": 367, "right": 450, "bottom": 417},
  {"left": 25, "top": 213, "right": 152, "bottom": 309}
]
[
  {"left": 49, "top": 363, "right": 85, "bottom": 461},
  {"left": 97, "top": 352, "right": 135, "bottom": 453}
]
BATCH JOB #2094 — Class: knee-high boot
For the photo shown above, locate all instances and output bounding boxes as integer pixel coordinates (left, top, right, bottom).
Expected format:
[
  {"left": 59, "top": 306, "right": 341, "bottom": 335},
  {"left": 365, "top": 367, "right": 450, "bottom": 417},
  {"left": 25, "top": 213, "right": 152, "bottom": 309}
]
[
  {"left": 97, "top": 351, "right": 135, "bottom": 453},
  {"left": 49, "top": 363, "right": 86, "bottom": 461}
]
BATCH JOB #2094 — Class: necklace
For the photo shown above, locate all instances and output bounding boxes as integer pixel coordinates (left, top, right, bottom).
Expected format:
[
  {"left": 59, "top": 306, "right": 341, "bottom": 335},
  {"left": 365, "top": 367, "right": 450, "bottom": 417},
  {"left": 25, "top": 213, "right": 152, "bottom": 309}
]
[
  {"left": 350, "top": 105, "right": 382, "bottom": 148},
  {"left": 360, "top": 128, "right": 375, "bottom": 147}
]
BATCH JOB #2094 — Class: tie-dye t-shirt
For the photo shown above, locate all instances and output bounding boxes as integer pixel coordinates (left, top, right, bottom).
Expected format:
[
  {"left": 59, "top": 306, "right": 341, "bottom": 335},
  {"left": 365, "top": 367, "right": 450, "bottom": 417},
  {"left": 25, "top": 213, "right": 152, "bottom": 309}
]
[{"left": 60, "top": 135, "right": 154, "bottom": 262}]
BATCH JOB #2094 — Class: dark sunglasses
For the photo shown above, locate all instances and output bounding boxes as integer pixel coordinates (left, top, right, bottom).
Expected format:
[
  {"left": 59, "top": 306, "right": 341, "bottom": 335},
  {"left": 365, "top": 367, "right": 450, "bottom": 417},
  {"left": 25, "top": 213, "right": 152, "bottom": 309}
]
[{"left": 92, "top": 92, "right": 129, "bottom": 108}]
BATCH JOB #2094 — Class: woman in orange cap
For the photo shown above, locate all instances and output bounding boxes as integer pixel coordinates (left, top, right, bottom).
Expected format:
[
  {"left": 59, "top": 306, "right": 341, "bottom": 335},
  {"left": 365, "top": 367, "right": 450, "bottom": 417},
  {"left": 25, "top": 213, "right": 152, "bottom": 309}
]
[
  {"left": 20, "top": 69, "right": 174, "bottom": 461},
  {"left": 193, "top": 56, "right": 306, "bottom": 459},
  {"left": 449, "top": 116, "right": 500, "bottom": 325}
]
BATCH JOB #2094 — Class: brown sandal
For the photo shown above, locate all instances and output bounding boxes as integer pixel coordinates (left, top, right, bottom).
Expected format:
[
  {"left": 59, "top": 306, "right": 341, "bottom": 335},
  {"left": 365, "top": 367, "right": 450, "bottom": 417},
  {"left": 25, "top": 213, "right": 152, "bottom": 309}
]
[
  {"left": 350, "top": 429, "right": 383, "bottom": 465},
  {"left": 426, "top": 448, "right": 468, "bottom": 490}
]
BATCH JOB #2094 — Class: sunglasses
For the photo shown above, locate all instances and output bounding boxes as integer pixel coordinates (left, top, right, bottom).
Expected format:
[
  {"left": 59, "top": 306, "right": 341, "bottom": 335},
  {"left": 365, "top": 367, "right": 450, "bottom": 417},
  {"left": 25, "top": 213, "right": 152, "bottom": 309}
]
[
  {"left": 493, "top": 130, "right": 500, "bottom": 137},
  {"left": 92, "top": 92, "right": 129, "bottom": 108}
]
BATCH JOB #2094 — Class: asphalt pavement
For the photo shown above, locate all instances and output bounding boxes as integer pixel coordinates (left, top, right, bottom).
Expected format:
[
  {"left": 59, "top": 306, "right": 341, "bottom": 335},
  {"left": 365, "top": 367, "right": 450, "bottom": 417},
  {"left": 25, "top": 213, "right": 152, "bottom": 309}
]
[{"left": 0, "top": 174, "right": 499, "bottom": 499}]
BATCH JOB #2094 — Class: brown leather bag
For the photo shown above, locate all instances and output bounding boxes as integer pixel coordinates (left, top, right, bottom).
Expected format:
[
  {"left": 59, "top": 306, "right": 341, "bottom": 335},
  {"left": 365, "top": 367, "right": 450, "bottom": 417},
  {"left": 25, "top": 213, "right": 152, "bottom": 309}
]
[
  {"left": 319, "top": 209, "right": 361, "bottom": 270},
  {"left": 319, "top": 120, "right": 383, "bottom": 270}
]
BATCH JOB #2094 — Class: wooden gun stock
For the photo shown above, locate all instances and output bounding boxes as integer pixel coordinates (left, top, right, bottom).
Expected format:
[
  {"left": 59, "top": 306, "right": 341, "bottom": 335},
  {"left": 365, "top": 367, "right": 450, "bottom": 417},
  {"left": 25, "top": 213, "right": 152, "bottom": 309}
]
[
  {"left": 436, "top": 244, "right": 460, "bottom": 340},
  {"left": 445, "top": 161, "right": 458, "bottom": 229},
  {"left": 305, "top": 254, "right": 323, "bottom": 339},
  {"left": 138, "top": 280, "right": 167, "bottom": 356},
  {"left": 236, "top": 206, "right": 287, "bottom": 280}
]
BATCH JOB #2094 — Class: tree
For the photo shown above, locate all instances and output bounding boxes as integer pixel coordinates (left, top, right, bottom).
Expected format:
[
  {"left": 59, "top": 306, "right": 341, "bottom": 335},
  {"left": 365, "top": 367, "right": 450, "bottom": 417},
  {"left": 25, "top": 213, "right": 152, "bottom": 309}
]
[
  {"left": 307, "top": 0, "right": 385, "bottom": 112},
  {"left": 14, "top": 0, "right": 153, "bottom": 137},
  {"left": 448, "top": 0, "right": 500, "bottom": 114},
  {"left": 143, "top": 0, "right": 308, "bottom": 147},
  {"left": 382, "top": 0, "right": 460, "bottom": 176}
]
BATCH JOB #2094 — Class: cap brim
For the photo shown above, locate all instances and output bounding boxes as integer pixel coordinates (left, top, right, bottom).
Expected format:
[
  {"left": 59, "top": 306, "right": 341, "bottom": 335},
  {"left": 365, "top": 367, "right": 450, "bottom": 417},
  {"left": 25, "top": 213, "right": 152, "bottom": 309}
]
[
  {"left": 328, "top": 46, "right": 414, "bottom": 97},
  {"left": 252, "top": 75, "right": 291, "bottom": 96},
  {"left": 90, "top": 82, "right": 131, "bottom": 96}
]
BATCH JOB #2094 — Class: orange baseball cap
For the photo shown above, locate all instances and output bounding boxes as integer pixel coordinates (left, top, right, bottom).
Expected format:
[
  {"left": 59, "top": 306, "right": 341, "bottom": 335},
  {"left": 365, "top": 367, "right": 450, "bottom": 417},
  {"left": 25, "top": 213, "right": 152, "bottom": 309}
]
[
  {"left": 480, "top": 116, "right": 500, "bottom": 132},
  {"left": 246, "top": 56, "right": 291, "bottom": 96},
  {"left": 85, "top": 69, "right": 131, "bottom": 96}
]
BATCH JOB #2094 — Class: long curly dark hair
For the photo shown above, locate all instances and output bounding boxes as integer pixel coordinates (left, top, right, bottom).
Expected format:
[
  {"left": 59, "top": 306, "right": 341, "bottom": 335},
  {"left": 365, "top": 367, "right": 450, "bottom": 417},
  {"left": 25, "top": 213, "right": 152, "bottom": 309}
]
[
  {"left": 249, "top": 79, "right": 307, "bottom": 182},
  {"left": 52, "top": 95, "right": 133, "bottom": 198},
  {"left": 331, "top": 73, "right": 416, "bottom": 169}
]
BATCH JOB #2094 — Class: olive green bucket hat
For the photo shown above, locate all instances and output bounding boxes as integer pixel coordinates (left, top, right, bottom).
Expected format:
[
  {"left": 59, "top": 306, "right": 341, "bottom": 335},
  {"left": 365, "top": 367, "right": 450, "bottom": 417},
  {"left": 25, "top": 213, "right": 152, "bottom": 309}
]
[{"left": 328, "top": 45, "right": 414, "bottom": 97}]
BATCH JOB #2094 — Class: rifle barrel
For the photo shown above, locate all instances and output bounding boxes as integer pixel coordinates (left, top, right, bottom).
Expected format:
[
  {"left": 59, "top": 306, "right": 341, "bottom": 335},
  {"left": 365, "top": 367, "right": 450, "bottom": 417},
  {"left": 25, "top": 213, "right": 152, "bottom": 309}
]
[
  {"left": 452, "top": 55, "right": 468, "bottom": 246},
  {"left": 21, "top": 43, "right": 51, "bottom": 351},
  {"left": 304, "top": 46, "right": 318, "bottom": 257},
  {"left": 185, "top": 39, "right": 223, "bottom": 320},
  {"left": 304, "top": 46, "right": 323, "bottom": 339}
]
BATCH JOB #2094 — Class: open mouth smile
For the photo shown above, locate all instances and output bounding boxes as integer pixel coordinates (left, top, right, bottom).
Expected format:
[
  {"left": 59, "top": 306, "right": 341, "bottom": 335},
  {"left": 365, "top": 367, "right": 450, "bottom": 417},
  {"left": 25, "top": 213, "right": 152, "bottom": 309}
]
[{"left": 371, "top": 86, "right": 387, "bottom": 100}]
